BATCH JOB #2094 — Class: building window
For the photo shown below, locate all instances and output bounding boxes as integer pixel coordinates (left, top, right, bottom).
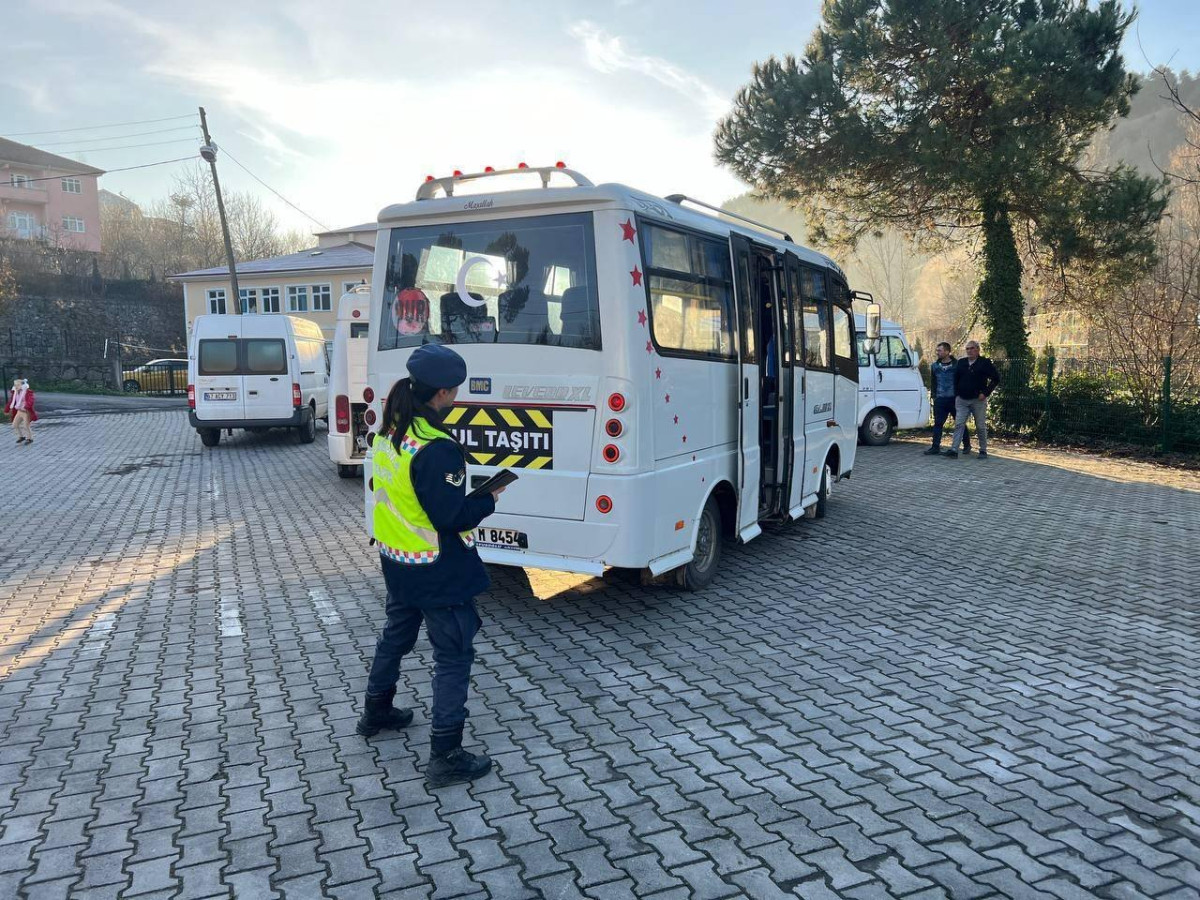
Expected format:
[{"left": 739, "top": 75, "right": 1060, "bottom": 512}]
[
  {"left": 62, "top": 216, "right": 86, "bottom": 233},
  {"left": 238, "top": 288, "right": 257, "bottom": 314},
  {"left": 207, "top": 288, "right": 227, "bottom": 314},
  {"left": 9, "top": 174, "right": 33, "bottom": 189},
  {"left": 287, "top": 285, "right": 308, "bottom": 312},
  {"left": 260, "top": 287, "right": 281, "bottom": 313},
  {"left": 311, "top": 284, "right": 332, "bottom": 312},
  {"left": 61, "top": 177, "right": 82, "bottom": 194},
  {"left": 6, "top": 211, "right": 37, "bottom": 238}
]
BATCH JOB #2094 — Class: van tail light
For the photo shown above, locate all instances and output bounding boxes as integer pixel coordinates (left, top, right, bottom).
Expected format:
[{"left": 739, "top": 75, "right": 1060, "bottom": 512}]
[
  {"left": 335, "top": 395, "right": 350, "bottom": 433},
  {"left": 602, "top": 444, "right": 620, "bottom": 463},
  {"left": 187, "top": 384, "right": 195, "bottom": 409},
  {"left": 604, "top": 418, "right": 623, "bottom": 438},
  {"left": 596, "top": 495, "right": 613, "bottom": 514},
  {"left": 607, "top": 392, "right": 626, "bottom": 412},
  {"left": 292, "top": 383, "right": 302, "bottom": 407}
]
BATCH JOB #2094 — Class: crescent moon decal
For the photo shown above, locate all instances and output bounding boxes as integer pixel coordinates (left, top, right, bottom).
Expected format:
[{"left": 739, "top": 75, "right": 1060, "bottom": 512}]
[{"left": 455, "top": 256, "right": 493, "bottom": 308}]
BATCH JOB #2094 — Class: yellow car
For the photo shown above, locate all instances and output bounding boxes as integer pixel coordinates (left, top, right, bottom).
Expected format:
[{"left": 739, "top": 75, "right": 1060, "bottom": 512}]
[{"left": 121, "top": 358, "right": 188, "bottom": 394}]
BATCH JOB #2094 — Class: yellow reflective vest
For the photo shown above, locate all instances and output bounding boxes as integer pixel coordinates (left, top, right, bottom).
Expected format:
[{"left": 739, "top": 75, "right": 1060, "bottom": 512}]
[{"left": 372, "top": 418, "right": 475, "bottom": 564}]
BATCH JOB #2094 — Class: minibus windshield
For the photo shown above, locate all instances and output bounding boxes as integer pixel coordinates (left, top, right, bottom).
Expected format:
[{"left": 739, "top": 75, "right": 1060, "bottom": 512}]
[{"left": 378, "top": 212, "right": 600, "bottom": 351}]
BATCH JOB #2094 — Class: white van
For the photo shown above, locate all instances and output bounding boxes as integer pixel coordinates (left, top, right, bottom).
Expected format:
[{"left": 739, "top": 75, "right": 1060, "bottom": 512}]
[
  {"left": 854, "top": 313, "right": 929, "bottom": 445},
  {"left": 327, "top": 286, "right": 372, "bottom": 477},
  {"left": 188, "top": 314, "right": 329, "bottom": 447}
]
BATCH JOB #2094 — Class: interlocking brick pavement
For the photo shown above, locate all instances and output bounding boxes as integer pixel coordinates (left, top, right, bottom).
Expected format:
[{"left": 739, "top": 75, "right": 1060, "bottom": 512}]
[{"left": 1, "top": 414, "right": 1198, "bottom": 899}]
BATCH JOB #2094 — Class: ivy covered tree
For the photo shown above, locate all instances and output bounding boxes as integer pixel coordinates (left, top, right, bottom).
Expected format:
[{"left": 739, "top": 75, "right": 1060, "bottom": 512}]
[{"left": 715, "top": 0, "right": 1168, "bottom": 361}]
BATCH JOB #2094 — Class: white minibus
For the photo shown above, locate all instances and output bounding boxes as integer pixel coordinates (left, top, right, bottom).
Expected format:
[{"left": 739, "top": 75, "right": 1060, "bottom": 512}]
[
  {"left": 854, "top": 314, "right": 929, "bottom": 445},
  {"left": 363, "top": 166, "right": 880, "bottom": 588},
  {"left": 188, "top": 314, "right": 329, "bottom": 447},
  {"left": 328, "top": 285, "right": 372, "bottom": 477}
]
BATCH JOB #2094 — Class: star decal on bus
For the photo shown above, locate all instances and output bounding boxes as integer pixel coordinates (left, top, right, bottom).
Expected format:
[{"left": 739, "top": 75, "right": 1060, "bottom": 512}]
[
  {"left": 630, "top": 265, "right": 642, "bottom": 286},
  {"left": 655, "top": 368, "right": 661, "bottom": 379},
  {"left": 673, "top": 414, "right": 679, "bottom": 424},
  {"left": 637, "top": 309, "right": 646, "bottom": 326},
  {"left": 646, "top": 340, "right": 653, "bottom": 354},
  {"left": 665, "top": 394, "right": 670, "bottom": 403},
  {"left": 620, "top": 219, "right": 637, "bottom": 243}
]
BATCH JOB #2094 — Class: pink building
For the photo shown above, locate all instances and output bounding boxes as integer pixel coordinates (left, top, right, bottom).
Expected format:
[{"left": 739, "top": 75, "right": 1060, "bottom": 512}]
[{"left": 0, "top": 138, "right": 104, "bottom": 253}]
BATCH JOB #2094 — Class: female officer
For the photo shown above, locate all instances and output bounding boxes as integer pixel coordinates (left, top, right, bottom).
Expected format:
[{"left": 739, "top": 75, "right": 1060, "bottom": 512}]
[{"left": 357, "top": 344, "right": 505, "bottom": 788}]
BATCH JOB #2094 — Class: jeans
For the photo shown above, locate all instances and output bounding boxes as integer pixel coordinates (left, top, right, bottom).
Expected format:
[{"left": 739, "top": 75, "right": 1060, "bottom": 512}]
[
  {"left": 951, "top": 397, "right": 988, "bottom": 453},
  {"left": 931, "top": 397, "right": 969, "bottom": 451},
  {"left": 365, "top": 556, "right": 481, "bottom": 733}
]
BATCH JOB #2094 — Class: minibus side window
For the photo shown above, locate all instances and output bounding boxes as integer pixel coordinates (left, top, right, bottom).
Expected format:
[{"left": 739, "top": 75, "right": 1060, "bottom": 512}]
[
  {"left": 800, "top": 267, "right": 831, "bottom": 371},
  {"left": 642, "top": 223, "right": 735, "bottom": 360}
]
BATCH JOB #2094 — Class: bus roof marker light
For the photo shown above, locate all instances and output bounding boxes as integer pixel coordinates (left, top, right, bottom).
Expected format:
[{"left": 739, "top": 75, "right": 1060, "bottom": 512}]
[
  {"left": 517, "top": 162, "right": 528, "bottom": 169},
  {"left": 484, "top": 166, "right": 494, "bottom": 173},
  {"left": 555, "top": 161, "right": 566, "bottom": 168},
  {"left": 453, "top": 170, "right": 463, "bottom": 177},
  {"left": 425, "top": 175, "right": 435, "bottom": 182}
]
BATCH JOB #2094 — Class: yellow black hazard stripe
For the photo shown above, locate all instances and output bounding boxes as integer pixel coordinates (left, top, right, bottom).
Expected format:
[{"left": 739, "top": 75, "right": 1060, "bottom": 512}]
[{"left": 443, "top": 405, "right": 554, "bottom": 470}]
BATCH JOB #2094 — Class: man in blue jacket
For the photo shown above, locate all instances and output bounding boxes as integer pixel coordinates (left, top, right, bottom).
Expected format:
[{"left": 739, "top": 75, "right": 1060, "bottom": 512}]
[
  {"left": 944, "top": 340, "right": 1001, "bottom": 459},
  {"left": 924, "top": 342, "right": 970, "bottom": 455}
]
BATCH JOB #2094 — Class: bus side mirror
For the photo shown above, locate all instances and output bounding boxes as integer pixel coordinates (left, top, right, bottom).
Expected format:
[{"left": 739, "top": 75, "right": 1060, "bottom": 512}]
[{"left": 865, "top": 302, "right": 882, "bottom": 355}]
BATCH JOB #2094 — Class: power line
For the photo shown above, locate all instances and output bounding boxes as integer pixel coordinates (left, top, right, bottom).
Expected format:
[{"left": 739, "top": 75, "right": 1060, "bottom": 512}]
[
  {"left": 34, "top": 125, "right": 201, "bottom": 149},
  {"left": 11, "top": 155, "right": 196, "bottom": 184},
  {"left": 58, "top": 137, "right": 200, "bottom": 155},
  {"left": 219, "top": 145, "right": 329, "bottom": 230},
  {"left": 3, "top": 114, "right": 197, "bottom": 138}
]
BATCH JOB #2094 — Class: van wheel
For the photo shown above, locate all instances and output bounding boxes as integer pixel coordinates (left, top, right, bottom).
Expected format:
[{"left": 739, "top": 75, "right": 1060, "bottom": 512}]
[
  {"left": 859, "top": 409, "right": 893, "bottom": 446},
  {"left": 814, "top": 464, "right": 832, "bottom": 519},
  {"left": 337, "top": 464, "right": 361, "bottom": 478},
  {"left": 297, "top": 408, "right": 316, "bottom": 444},
  {"left": 199, "top": 428, "right": 220, "bottom": 447},
  {"left": 675, "top": 496, "right": 722, "bottom": 591}
]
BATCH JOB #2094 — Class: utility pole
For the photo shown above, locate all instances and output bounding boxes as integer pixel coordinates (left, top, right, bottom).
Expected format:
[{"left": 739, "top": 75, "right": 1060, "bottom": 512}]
[{"left": 198, "top": 106, "right": 244, "bottom": 313}]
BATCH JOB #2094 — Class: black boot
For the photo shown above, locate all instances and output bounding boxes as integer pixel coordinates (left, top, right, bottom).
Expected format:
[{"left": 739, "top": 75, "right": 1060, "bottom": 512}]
[
  {"left": 426, "top": 727, "right": 492, "bottom": 788},
  {"left": 356, "top": 687, "right": 414, "bottom": 737}
]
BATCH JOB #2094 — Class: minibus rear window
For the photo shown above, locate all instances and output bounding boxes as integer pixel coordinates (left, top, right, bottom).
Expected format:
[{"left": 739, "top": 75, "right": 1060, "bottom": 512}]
[
  {"left": 378, "top": 212, "right": 600, "bottom": 351},
  {"left": 198, "top": 340, "right": 238, "bottom": 375},
  {"left": 244, "top": 339, "right": 288, "bottom": 375}
]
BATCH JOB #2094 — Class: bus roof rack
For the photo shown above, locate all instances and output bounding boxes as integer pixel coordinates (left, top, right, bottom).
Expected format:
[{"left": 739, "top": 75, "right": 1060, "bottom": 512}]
[
  {"left": 416, "top": 165, "right": 594, "bottom": 201},
  {"left": 664, "top": 194, "right": 793, "bottom": 243}
]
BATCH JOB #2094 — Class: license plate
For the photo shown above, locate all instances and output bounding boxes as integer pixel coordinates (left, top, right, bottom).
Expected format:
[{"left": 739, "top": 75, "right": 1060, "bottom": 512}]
[
  {"left": 204, "top": 392, "right": 236, "bottom": 401},
  {"left": 476, "top": 527, "right": 528, "bottom": 550}
]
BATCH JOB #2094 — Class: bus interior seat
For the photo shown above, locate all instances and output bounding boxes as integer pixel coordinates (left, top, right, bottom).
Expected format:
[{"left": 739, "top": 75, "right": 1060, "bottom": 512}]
[
  {"left": 501, "top": 288, "right": 552, "bottom": 344},
  {"left": 439, "top": 292, "right": 497, "bottom": 343},
  {"left": 559, "top": 286, "right": 593, "bottom": 344}
]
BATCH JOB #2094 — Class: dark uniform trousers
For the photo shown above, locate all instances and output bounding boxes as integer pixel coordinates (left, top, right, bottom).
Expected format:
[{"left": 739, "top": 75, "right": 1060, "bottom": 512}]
[{"left": 366, "top": 555, "right": 481, "bottom": 733}]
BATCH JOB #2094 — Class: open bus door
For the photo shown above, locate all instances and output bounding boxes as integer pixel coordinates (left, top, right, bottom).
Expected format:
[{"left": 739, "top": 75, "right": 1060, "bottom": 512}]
[
  {"left": 774, "top": 251, "right": 803, "bottom": 517},
  {"left": 730, "top": 233, "right": 762, "bottom": 541}
]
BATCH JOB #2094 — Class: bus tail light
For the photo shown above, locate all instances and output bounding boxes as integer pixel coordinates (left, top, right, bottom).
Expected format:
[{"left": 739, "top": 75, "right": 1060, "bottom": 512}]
[
  {"left": 602, "top": 444, "right": 620, "bottom": 463},
  {"left": 187, "top": 384, "right": 195, "bottom": 409},
  {"left": 605, "top": 418, "right": 623, "bottom": 438},
  {"left": 596, "top": 495, "right": 613, "bottom": 514},
  {"left": 365, "top": 409, "right": 377, "bottom": 426},
  {"left": 607, "top": 392, "right": 626, "bottom": 412},
  {"left": 335, "top": 395, "right": 350, "bottom": 433},
  {"left": 292, "top": 383, "right": 302, "bottom": 407},
  {"left": 363, "top": 386, "right": 375, "bottom": 402}
]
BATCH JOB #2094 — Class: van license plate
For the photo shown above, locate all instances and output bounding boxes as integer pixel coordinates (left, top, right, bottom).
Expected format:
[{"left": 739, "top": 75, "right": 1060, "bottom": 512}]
[
  {"left": 204, "top": 392, "right": 236, "bottom": 401},
  {"left": 476, "top": 528, "right": 528, "bottom": 550}
]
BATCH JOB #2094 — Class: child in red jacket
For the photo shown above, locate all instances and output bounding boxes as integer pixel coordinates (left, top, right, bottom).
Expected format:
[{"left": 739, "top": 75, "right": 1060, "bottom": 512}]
[{"left": 6, "top": 378, "right": 37, "bottom": 445}]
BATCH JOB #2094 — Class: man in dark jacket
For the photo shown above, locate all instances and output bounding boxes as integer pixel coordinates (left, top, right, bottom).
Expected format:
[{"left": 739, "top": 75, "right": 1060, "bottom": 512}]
[
  {"left": 944, "top": 340, "right": 1000, "bottom": 459},
  {"left": 924, "top": 342, "right": 970, "bottom": 455}
]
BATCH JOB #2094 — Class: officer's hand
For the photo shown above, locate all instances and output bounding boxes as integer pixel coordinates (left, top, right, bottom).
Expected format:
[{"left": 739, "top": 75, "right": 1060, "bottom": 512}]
[{"left": 491, "top": 486, "right": 507, "bottom": 502}]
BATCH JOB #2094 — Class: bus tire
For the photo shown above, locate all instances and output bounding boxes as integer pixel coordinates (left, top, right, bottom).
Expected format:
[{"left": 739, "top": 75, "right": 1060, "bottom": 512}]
[
  {"left": 859, "top": 409, "right": 893, "bottom": 445},
  {"left": 297, "top": 407, "right": 316, "bottom": 444},
  {"left": 675, "top": 496, "right": 722, "bottom": 591},
  {"left": 337, "top": 464, "right": 361, "bottom": 478},
  {"left": 199, "top": 428, "right": 220, "bottom": 448},
  {"left": 814, "top": 464, "right": 831, "bottom": 519}
]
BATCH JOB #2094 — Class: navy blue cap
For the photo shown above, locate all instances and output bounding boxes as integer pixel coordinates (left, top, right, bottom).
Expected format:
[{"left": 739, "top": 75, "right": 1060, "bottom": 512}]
[{"left": 406, "top": 344, "right": 467, "bottom": 389}]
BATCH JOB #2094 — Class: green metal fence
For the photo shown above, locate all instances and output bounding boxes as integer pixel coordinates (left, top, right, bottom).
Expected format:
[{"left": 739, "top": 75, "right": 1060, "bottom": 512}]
[{"left": 978, "top": 356, "right": 1199, "bottom": 454}]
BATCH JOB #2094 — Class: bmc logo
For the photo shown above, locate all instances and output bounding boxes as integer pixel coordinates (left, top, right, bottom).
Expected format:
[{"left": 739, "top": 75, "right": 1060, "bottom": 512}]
[{"left": 469, "top": 377, "right": 492, "bottom": 394}]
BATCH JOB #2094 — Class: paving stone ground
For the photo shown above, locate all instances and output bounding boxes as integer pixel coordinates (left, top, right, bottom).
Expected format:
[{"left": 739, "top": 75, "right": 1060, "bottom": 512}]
[{"left": 1, "top": 411, "right": 1198, "bottom": 900}]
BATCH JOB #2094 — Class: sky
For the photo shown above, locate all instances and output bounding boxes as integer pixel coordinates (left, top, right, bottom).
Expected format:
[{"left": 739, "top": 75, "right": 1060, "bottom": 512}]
[{"left": 3, "top": 0, "right": 1199, "bottom": 239}]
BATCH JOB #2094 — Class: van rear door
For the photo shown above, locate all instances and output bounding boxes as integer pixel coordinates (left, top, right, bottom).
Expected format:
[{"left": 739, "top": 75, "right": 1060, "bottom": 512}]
[
  {"left": 194, "top": 322, "right": 244, "bottom": 420},
  {"left": 240, "top": 318, "right": 293, "bottom": 419}
]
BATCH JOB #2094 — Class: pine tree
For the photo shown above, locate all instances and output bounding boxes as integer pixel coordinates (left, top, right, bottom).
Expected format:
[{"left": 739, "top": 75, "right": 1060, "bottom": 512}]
[{"left": 715, "top": 0, "right": 1168, "bottom": 361}]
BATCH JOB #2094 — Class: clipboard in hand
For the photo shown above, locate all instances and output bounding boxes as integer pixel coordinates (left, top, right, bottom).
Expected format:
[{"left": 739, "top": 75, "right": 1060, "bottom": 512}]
[{"left": 468, "top": 469, "right": 518, "bottom": 498}]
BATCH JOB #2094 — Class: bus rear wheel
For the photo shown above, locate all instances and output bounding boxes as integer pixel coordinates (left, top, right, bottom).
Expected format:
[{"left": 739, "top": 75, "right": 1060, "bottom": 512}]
[
  {"left": 337, "top": 464, "right": 362, "bottom": 478},
  {"left": 675, "top": 496, "right": 722, "bottom": 591},
  {"left": 814, "top": 464, "right": 831, "bottom": 519}
]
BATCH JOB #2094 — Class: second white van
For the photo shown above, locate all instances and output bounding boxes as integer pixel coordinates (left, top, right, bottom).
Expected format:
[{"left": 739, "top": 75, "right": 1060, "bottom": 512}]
[
  {"left": 188, "top": 314, "right": 329, "bottom": 447},
  {"left": 855, "top": 314, "right": 929, "bottom": 445},
  {"left": 327, "top": 286, "right": 372, "bottom": 477}
]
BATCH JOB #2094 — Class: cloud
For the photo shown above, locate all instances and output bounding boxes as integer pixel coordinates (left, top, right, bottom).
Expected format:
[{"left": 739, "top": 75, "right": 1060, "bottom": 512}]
[{"left": 567, "top": 20, "right": 730, "bottom": 120}]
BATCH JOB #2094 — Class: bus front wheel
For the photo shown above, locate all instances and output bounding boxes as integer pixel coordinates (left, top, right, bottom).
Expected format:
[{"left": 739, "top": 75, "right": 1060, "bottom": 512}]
[{"left": 675, "top": 496, "right": 722, "bottom": 591}]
